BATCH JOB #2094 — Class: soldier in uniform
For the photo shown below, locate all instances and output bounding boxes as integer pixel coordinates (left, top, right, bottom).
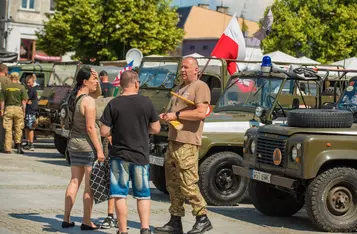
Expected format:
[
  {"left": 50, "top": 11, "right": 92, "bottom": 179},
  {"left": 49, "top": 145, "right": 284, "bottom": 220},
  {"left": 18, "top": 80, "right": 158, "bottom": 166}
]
[
  {"left": 155, "top": 57, "right": 213, "bottom": 234},
  {"left": 0, "top": 72, "right": 28, "bottom": 154},
  {"left": 0, "top": 64, "right": 10, "bottom": 152}
]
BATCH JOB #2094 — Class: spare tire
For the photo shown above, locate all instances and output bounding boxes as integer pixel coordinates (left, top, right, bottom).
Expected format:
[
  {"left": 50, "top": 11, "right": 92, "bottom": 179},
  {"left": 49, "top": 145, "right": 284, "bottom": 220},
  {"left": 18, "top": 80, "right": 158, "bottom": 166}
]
[{"left": 288, "top": 109, "right": 353, "bottom": 128}]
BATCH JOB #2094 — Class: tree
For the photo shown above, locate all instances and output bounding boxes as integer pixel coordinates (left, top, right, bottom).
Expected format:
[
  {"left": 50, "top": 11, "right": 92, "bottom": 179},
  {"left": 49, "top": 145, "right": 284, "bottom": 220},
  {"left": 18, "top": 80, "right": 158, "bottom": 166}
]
[
  {"left": 261, "top": 0, "right": 357, "bottom": 64},
  {"left": 36, "top": 0, "right": 184, "bottom": 62}
]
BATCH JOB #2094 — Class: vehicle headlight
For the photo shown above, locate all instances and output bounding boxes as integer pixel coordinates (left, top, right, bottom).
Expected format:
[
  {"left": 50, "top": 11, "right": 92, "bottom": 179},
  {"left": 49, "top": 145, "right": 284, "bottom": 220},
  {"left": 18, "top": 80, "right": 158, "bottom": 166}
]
[
  {"left": 60, "top": 107, "right": 67, "bottom": 119},
  {"left": 291, "top": 146, "right": 298, "bottom": 161},
  {"left": 255, "top": 106, "right": 264, "bottom": 117},
  {"left": 250, "top": 140, "right": 256, "bottom": 154}
]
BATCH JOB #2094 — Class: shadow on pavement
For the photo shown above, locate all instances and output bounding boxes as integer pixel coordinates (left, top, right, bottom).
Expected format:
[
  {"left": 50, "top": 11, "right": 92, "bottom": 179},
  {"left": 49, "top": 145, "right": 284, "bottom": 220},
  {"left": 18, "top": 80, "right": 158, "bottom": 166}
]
[
  {"left": 8, "top": 213, "right": 107, "bottom": 233},
  {"left": 38, "top": 160, "right": 70, "bottom": 167},
  {"left": 150, "top": 188, "right": 170, "bottom": 203},
  {"left": 56, "top": 214, "right": 155, "bottom": 233},
  {"left": 24, "top": 151, "right": 63, "bottom": 159},
  {"left": 207, "top": 206, "right": 320, "bottom": 232}
]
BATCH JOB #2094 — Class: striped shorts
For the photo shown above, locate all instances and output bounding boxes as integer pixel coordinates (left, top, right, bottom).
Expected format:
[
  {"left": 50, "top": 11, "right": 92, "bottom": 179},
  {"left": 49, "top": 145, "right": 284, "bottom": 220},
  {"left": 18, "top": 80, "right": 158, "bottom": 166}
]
[{"left": 68, "top": 151, "right": 95, "bottom": 166}]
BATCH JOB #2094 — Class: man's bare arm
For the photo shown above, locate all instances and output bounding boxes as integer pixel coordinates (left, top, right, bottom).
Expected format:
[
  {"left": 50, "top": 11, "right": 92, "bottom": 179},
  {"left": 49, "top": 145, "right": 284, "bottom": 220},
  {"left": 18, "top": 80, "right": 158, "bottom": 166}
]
[
  {"left": 100, "top": 124, "right": 111, "bottom": 137},
  {"left": 149, "top": 120, "right": 161, "bottom": 134},
  {"left": 160, "top": 103, "right": 208, "bottom": 122}
]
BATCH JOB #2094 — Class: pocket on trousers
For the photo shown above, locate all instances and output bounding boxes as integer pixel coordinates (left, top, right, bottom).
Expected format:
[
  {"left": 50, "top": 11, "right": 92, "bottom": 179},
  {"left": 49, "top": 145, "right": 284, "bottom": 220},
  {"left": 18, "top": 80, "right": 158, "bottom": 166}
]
[{"left": 176, "top": 144, "right": 198, "bottom": 170}]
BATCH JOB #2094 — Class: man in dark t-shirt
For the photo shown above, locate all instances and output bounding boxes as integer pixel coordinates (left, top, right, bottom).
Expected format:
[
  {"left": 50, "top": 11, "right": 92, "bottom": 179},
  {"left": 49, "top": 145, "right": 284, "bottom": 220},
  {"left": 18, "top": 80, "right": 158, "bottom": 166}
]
[
  {"left": 100, "top": 70, "right": 160, "bottom": 234},
  {"left": 24, "top": 75, "right": 38, "bottom": 151}
]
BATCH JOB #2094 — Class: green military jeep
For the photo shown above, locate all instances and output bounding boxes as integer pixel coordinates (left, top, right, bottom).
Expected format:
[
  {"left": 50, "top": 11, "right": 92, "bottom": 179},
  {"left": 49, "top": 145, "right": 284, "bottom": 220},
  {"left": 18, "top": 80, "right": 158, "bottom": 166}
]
[
  {"left": 147, "top": 57, "right": 336, "bottom": 206},
  {"left": 54, "top": 64, "right": 123, "bottom": 155},
  {"left": 19, "top": 63, "right": 54, "bottom": 98},
  {"left": 233, "top": 76, "right": 357, "bottom": 232}
]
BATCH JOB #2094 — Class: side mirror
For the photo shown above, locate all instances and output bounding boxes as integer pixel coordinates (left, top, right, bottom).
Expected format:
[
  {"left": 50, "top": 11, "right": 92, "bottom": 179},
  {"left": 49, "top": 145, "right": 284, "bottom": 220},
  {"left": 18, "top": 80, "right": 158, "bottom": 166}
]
[{"left": 292, "top": 98, "right": 300, "bottom": 109}]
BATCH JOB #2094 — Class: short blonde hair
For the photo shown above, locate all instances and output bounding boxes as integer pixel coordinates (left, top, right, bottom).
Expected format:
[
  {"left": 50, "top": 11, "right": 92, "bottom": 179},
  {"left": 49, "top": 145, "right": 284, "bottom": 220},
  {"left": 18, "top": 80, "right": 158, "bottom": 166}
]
[
  {"left": 26, "top": 74, "right": 37, "bottom": 82},
  {"left": 9, "top": 72, "right": 19, "bottom": 80}
]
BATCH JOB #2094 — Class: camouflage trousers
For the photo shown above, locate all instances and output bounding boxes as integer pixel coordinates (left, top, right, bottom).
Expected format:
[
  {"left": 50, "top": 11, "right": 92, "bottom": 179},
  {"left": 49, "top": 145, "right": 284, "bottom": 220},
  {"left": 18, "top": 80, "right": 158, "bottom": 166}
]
[
  {"left": 3, "top": 106, "right": 24, "bottom": 151},
  {"left": 0, "top": 117, "right": 4, "bottom": 151},
  {"left": 165, "top": 140, "right": 207, "bottom": 217}
]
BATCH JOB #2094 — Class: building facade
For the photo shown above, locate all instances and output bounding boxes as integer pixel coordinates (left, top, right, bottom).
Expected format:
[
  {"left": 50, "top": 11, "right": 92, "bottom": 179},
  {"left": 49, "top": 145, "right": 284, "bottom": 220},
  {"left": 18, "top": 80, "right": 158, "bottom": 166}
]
[
  {"left": 175, "top": 5, "right": 262, "bottom": 58},
  {"left": 0, "top": 0, "right": 61, "bottom": 62}
]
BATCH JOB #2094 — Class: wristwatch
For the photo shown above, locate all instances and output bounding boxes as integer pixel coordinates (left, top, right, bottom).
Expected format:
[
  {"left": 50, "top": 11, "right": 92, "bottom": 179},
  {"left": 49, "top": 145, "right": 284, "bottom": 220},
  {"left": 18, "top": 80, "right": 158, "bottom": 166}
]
[{"left": 175, "top": 111, "right": 181, "bottom": 119}]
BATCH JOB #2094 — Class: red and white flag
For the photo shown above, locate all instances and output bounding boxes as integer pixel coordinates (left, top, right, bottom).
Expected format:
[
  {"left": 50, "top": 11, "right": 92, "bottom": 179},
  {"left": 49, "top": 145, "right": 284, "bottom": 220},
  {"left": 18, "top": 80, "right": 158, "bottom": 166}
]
[
  {"left": 211, "top": 13, "right": 246, "bottom": 75},
  {"left": 112, "top": 60, "right": 134, "bottom": 86}
]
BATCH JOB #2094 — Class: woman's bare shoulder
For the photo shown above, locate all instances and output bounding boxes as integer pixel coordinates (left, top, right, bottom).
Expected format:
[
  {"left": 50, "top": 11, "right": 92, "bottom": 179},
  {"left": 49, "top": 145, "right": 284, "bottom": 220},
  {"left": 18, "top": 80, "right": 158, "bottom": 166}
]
[{"left": 81, "top": 95, "right": 95, "bottom": 106}]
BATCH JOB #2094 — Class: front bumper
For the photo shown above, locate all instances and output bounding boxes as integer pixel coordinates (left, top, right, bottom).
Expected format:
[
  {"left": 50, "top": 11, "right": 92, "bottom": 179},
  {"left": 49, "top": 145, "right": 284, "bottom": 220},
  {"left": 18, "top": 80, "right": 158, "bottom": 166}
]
[{"left": 232, "top": 164, "right": 298, "bottom": 189}]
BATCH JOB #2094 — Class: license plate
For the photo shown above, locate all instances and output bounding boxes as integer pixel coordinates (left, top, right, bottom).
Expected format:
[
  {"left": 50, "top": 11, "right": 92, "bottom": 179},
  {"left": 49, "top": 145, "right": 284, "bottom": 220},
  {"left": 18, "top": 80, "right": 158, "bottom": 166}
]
[
  {"left": 150, "top": 155, "right": 164, "bottom": 166},
  {"left": 252, "top": 169, "right": 271, "bottom": 183}
]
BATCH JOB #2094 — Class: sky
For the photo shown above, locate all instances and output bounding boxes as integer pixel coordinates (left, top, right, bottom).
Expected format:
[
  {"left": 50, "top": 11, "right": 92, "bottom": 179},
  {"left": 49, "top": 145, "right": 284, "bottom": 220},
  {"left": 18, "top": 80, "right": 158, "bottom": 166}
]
[{"left": 172, "top": 0, "right": 274, "bottom": 22}]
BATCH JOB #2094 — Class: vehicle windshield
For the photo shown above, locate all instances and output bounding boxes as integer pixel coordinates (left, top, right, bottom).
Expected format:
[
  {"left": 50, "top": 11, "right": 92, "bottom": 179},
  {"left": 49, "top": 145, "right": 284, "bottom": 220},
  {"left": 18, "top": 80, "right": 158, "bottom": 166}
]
[
  {"left": 48, "top": 64, "right": 78, "bottom": 86},
  {"left": 215, "top": 76, "right": 284, "bottom": 112},
  {"left": 337, "top": 80, "right": 357, "bottom": 111},
  {"left": 139, "top": 61, "right": 179, "bottom": 88}
]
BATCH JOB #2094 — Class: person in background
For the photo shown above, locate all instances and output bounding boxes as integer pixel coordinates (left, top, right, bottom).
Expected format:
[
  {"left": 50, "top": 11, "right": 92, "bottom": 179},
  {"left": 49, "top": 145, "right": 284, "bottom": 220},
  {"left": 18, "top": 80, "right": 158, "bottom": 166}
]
[
  {"left": 100, "top": 70, "right": 161, "bottom": 234},
  {"left": 0, "top": 64, "right": 10, "bottom": 152},
  {"left": 62, "top": 66, "right": 104, "bottom": 230},
  {"left": 23, "top": 74, "right": 38, "bottom": 151},
  {"left": 0, "top": 72, "right": 28, "bottom": 154},
  {"left": 99, "top": 70, "right": 117, "bottom": 97},
  {"left": 98, "top": 69, "right": 118, "bottom": 229}
]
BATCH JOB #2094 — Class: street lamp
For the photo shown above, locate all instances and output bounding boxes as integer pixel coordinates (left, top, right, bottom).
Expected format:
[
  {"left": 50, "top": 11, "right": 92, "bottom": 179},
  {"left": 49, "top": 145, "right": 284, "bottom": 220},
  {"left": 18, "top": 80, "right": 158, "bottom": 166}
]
[{"left": 0, "top": 16, "right": 13, "bottom": 49}]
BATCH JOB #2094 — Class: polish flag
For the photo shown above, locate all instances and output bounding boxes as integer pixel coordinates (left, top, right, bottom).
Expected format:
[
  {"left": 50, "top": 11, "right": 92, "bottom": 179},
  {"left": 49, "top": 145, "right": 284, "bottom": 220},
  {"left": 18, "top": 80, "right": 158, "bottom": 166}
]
[{"left": 211, "top": 13, "right": 246, "bottom": 75}]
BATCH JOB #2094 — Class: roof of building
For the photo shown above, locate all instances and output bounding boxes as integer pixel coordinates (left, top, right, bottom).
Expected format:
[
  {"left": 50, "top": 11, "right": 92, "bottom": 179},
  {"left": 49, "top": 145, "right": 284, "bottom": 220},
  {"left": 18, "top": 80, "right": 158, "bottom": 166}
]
[{"left": 177, "top": 6, "right": 260, "bottom": 40}]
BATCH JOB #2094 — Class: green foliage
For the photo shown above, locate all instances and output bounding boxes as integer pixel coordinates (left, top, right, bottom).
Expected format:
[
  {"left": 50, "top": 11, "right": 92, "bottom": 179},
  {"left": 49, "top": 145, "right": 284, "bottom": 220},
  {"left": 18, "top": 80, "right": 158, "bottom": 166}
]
[
  {"left": 241, "top": 18, "right": 249, "bottom": 33},
  {"left": 261, "top": 0, "right": 357, "bottom": 63},
  {"left": 36, "top": 0, "right": 184, "bottom": 62}
]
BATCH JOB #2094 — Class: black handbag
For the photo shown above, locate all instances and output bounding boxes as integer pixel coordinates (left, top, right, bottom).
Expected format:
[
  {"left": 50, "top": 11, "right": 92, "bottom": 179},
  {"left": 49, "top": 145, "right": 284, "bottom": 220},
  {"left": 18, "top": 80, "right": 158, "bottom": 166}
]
[{"left": 90, "top": 157, "right": 110, "bottom": 204}]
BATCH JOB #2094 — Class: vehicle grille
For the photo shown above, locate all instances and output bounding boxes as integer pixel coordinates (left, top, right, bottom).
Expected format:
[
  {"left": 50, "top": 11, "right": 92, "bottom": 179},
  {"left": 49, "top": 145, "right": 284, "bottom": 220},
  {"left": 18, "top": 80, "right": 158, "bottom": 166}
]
[{"left": 256, "top": 134, "right": 287, "bottom": 167}]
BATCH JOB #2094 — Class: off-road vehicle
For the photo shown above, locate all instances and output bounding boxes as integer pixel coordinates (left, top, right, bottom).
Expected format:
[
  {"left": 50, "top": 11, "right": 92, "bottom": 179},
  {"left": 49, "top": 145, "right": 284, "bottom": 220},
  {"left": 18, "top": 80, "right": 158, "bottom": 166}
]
[
  {"left": 233, "top": 75, "right": 357, "bottom": 232},
  {"left": 148, "top": 57, "right": 342, "bottom": 206},
  {"left": 19, "top": 62, "right": 54, "bottom": 98}
]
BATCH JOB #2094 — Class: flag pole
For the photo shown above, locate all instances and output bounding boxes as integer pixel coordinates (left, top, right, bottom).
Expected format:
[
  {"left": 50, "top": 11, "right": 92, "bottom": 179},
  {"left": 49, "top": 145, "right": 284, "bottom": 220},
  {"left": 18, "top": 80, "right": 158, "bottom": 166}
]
[{"left": 198, "top": 58, "right": 211, "bottom": 80}]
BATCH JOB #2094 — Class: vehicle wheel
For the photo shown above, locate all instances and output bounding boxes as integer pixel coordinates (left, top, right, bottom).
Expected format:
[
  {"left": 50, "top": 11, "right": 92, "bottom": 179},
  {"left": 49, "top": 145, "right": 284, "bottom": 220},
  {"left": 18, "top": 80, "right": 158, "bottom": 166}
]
[
  {"left": 305, "top": 167, "right": 357, "bottom": 232},
  {"left": 250, "top": 180, "right": 304, "bottom": 216},
  {"left": 54, "top": 134, "right": 67, "bottom": 156},
  {"left": 287, "top": 109, "right": 353, "bottom": 128},
  {"left": 199, "top": 152, "right": 249, "bottom": 206},
  {"left": 151, "top": 165, "right": 168, "bottom": 194}
]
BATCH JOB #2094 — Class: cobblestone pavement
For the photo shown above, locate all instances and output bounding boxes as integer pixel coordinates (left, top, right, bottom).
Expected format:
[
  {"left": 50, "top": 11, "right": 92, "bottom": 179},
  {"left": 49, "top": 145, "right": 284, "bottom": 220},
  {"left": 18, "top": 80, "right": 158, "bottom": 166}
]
[{"left": 0, "top": 139, "right": 335, "bottom": 234}]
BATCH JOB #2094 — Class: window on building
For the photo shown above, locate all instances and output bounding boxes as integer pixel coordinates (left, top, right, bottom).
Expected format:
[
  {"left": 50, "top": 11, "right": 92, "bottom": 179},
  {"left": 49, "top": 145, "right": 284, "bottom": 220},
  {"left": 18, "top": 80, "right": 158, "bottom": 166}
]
[
  {"left": 50, "top": 0, "right": 56, "bottom": 11},
  {"left": 189, "top": 45, "right": 195, "bottom": 50},
  {"left": 202, "top": 45, "right": 208, "bottom": 50},
  {"left": 20, "top": 39, "right": 35, "bottom": 61},
  {"left": 22, "top": 0, "right": 35, "bottom": 9}
]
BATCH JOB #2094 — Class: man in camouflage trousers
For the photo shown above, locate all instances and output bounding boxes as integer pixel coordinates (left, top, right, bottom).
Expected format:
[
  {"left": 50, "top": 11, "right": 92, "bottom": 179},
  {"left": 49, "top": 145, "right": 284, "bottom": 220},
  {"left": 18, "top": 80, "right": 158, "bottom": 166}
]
[
  {"left": 155, "top": 57, "right": 212, "bottom": 234},
  {"left": 0, "top": 64, "right": 10, "bottom": 152},
  {"left": 0, "top": 72, "right": 28, "bottom": 154}
]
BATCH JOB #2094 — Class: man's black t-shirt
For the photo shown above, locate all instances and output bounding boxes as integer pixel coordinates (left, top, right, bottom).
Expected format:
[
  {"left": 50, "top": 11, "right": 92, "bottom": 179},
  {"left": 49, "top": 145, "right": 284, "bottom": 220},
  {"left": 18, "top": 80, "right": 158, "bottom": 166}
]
[
  {"left": 26, "top": 87, "right": 38, "bottom": 115},
  {"left": 100, "top": 94, "right": 159, "bottom": 165}
]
